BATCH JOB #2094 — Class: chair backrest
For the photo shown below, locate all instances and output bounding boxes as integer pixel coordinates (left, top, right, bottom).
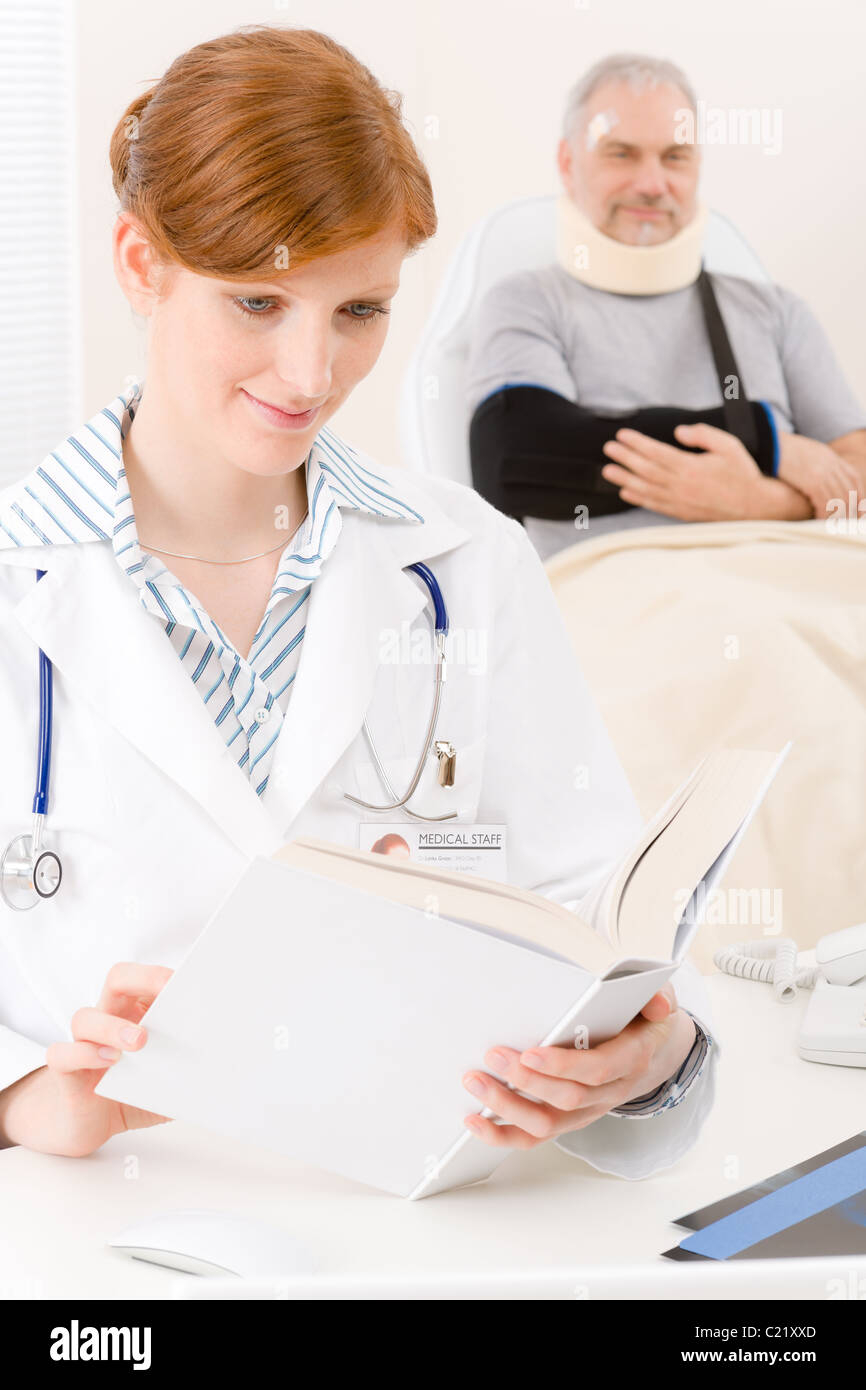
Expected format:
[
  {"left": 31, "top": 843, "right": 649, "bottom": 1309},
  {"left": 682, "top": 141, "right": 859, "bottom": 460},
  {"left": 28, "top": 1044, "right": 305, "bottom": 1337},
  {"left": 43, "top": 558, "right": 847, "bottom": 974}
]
[{"left": 398, "top": 195, "right": 770, "bottom": 485}]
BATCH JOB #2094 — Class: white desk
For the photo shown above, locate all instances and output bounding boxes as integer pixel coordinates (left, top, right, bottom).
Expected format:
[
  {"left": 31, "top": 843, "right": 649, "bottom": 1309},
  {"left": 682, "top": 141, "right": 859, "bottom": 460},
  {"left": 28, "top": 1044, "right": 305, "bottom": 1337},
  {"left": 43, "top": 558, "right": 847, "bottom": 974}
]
[{"left": 1, "top": 970, "right": 864, "bottom": 1300}]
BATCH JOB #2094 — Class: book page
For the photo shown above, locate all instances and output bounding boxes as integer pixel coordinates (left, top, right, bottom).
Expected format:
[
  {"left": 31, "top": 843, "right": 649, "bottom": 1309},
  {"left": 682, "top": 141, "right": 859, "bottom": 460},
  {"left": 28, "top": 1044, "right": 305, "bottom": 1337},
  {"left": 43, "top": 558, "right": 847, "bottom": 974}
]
[
  {"left": 615, "top": 746, "right": 788, "bottom": 961},
  {"left": 596, "top": 752, "right": 709, "bottom": 942},
  {"left": 668, "top": 742, "right": 791, "bottom": 960},
  {"left": 273, "top": 838, "right": 617, "bottom": 976}
]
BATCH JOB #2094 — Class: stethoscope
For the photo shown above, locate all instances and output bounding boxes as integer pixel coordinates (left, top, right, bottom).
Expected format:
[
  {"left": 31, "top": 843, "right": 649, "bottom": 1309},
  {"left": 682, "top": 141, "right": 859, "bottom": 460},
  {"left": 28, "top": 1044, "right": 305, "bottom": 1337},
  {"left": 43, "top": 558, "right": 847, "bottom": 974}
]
[
  {"left": 0, "top": 563, "right": 457, "bottom": 912},
  {"left": 0, "top": 570, "right": 63, "bottom": 911},
  {"left": 343, "top": 562, "right": 458, "bottom": 823}
]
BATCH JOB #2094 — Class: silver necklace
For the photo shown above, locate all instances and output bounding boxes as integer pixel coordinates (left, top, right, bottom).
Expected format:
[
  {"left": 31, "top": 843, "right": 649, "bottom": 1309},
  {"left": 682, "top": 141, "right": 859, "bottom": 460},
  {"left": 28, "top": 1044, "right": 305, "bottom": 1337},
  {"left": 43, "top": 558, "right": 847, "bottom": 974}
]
[
  {"left": 140, "top": 510, "right": 309, "bottom": 565},
  {"left": 140, "top": 536, "right": 289, "bottom": 565}
]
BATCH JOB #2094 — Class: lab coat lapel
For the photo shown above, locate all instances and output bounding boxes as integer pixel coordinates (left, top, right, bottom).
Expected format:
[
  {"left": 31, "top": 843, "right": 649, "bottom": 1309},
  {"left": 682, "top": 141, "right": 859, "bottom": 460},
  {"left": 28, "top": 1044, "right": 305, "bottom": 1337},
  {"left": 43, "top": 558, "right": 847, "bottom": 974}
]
[
  {"left": 5, "top": 543, "right": 284, "bottom": 859},
  {"left": 262, "top": 501, "right": 473, "bottom": 832}
]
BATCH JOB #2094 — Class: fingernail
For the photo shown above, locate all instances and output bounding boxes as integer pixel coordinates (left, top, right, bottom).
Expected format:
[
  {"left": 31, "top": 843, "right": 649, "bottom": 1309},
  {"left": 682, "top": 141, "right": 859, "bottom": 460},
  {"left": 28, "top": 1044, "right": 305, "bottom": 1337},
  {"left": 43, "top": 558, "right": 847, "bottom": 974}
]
[
  {"left": 98, "top": 1046, "right": 120, "bottom": 1061},
  {"left": 464, "top": 1076, "right": 487, "bottom": 1098},
  {"left": 120, "top": 1026, "right": 142, "bottom": 1045},
  {"left": 486, "top": 1049, "right": 508, "bottom": 1070}
]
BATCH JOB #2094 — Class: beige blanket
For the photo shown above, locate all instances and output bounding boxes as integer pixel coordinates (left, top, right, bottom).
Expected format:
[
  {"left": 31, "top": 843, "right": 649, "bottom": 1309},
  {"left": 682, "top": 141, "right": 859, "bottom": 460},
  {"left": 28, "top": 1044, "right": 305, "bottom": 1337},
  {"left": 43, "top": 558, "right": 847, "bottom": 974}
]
[{"left": 545, "top": 519, "right": 866, "bottom": 972}]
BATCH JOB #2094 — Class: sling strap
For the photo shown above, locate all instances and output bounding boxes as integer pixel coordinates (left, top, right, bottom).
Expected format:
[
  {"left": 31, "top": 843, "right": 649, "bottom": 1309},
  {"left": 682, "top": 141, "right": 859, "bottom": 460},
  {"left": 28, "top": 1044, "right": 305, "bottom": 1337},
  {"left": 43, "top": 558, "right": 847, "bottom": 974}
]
[{"left": 695, "top": 266, "right": 759, "bottom": 458}]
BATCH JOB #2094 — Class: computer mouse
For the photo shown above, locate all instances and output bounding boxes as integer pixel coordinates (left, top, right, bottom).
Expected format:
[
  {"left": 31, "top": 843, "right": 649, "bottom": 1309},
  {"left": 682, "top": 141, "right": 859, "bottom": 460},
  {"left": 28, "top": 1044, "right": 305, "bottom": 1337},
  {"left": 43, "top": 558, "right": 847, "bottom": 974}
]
[{"left": 107, "top": 1208, "right": 315, "bottom": 1279}]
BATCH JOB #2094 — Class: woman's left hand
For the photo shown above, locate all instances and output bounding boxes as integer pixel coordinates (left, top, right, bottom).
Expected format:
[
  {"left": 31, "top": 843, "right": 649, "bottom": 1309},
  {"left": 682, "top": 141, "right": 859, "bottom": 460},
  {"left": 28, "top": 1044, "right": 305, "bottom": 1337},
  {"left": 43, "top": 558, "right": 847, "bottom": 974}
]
[{"left": 462, "top": 986, "right": 696, "bottom": 1147}]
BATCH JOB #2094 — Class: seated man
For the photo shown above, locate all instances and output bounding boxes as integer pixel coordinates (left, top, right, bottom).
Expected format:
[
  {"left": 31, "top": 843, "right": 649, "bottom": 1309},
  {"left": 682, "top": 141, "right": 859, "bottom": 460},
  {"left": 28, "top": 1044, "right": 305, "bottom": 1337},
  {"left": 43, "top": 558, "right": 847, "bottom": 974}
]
[{"left": 466, "top": 53, "right": 866, "bottom": 561}]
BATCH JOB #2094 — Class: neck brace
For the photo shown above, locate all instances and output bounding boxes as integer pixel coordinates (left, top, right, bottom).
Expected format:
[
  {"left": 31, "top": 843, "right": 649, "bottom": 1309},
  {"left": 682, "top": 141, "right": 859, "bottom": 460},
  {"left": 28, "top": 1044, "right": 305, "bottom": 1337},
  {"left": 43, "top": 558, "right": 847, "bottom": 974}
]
[{"left": 555, "top": 194, "right": 708, "bottom": 295}]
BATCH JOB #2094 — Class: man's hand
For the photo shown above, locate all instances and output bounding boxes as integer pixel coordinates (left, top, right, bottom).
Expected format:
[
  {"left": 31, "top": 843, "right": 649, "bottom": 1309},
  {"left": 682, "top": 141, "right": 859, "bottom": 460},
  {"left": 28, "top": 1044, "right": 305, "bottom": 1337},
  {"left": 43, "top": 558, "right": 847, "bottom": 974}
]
[
  {"left": 0, "top": 963, "right": 173, "bottom": 1157},
  {"left": 599, "top": 422, "right": 811, "bottom": 522},
  {"left": 776, "top": 431, "right": 866, "bottom": 519},
  {"left": 461, "top": 986, "right": 697, "bottom": 1148}
]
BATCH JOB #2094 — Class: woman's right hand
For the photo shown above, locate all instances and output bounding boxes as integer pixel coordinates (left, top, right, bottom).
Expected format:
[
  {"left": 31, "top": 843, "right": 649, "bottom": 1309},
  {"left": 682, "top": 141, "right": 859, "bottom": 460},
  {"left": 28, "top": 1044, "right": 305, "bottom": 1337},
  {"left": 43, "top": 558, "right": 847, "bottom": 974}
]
[{"left": 0, "top": 962, "right": 173, "bottom": 1157}]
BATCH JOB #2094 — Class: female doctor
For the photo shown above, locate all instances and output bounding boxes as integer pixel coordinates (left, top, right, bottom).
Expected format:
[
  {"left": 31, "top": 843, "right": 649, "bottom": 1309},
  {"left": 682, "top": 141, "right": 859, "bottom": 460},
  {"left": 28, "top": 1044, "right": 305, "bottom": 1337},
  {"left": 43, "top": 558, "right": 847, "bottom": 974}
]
[{"left": 0, "top": 26, "right": 715, "bottom": 1179}]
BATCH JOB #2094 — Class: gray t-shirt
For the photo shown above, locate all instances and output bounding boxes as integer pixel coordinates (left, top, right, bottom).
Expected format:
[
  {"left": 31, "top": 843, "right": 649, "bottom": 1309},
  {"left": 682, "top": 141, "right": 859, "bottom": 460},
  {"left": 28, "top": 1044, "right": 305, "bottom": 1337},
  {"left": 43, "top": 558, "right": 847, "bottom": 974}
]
[{"left": 465, "top": 267, "right": 866, "bottom": 560}]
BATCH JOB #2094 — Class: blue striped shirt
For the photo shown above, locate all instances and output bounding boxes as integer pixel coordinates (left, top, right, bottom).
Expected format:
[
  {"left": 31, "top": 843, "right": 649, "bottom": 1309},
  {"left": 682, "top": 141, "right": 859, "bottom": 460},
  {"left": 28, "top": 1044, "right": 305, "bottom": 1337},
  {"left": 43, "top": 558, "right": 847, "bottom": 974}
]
[{"left": 0, "top": 378, "right": 424, "bottom": 798}]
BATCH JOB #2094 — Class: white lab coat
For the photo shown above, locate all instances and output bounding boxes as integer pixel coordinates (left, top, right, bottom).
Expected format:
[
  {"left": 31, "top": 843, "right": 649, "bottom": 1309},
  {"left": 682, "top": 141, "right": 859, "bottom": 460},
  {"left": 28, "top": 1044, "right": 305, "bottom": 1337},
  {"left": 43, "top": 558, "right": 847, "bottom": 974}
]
[{"left": 0, "top": 455, "right": 717, "bottom": 1177}]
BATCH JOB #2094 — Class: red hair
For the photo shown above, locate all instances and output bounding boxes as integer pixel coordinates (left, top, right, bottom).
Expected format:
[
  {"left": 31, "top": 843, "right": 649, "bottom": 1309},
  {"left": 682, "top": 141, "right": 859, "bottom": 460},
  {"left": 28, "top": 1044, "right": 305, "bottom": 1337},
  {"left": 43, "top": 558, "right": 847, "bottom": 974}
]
[{"left": 109, "top": 25, "right": 437, "bottom": 280}]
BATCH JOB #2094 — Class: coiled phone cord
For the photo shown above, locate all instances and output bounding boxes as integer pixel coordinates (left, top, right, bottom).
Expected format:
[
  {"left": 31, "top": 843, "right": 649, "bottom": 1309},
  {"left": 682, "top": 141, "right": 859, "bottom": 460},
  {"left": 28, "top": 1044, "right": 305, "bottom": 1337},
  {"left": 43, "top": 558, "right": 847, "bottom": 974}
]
[{"left": 713, "top": 939, "right": 821, "bottom": 1004}]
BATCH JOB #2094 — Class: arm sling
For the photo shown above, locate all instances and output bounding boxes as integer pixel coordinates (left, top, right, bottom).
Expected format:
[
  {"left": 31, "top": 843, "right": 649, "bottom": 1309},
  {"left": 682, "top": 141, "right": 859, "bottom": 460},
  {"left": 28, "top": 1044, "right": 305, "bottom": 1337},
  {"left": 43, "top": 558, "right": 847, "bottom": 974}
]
[{"left": 468, "top": 268, "right": 778, "bottom": 522}]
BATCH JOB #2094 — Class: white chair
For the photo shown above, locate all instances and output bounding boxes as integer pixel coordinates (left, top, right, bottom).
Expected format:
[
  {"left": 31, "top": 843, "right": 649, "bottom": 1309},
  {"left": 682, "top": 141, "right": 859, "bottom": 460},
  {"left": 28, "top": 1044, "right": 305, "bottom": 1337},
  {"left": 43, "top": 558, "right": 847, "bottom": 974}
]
[{"left": 398, "top": 194, "right": 770, "bottom": 486}]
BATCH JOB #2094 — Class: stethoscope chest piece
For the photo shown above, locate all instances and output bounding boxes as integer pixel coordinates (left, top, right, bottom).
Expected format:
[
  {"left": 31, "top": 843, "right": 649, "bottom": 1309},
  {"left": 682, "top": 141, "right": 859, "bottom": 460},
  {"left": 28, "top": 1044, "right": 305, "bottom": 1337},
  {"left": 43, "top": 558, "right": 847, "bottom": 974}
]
[{"left": 0, "top": 833, "right": 62, "bottom": 911}]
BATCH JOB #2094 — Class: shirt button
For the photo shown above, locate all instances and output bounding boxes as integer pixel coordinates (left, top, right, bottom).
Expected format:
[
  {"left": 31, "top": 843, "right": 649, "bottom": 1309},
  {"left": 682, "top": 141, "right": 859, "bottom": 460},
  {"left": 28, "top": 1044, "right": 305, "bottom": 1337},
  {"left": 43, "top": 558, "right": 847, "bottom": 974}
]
[{"left": 254, "top": 707, "right": 270, "bottom": 724}]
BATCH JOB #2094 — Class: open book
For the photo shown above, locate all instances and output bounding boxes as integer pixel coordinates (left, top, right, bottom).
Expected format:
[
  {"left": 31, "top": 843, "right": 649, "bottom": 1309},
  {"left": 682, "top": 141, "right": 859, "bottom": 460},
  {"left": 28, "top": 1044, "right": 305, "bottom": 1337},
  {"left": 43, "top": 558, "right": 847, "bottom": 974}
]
[{"left": 95, "top": 743, "right": 790, "bottom": 1199}]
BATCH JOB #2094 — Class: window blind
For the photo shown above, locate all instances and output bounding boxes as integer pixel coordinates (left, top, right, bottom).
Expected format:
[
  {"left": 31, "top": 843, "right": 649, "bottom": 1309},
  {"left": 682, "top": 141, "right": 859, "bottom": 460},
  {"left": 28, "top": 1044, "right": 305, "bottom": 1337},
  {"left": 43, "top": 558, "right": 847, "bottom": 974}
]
[{"left": 0, "top": 0, "right": 80, "bottom": 488}]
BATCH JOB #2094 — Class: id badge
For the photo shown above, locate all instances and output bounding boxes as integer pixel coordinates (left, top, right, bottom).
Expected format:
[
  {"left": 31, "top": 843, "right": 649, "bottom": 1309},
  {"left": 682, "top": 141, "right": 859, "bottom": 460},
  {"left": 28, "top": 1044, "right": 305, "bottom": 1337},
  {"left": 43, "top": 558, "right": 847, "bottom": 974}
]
[{"left": 357, "top": 823, "right": 508, "bottom": 882}]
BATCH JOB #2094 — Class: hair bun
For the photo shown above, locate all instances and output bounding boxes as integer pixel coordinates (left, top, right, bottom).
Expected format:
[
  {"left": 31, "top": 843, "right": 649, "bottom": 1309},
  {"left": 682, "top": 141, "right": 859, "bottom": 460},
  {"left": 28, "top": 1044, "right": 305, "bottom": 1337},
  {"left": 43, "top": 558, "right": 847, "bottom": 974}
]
[{"left": 109, "top": 85, "right": 157, "bottom": 201}]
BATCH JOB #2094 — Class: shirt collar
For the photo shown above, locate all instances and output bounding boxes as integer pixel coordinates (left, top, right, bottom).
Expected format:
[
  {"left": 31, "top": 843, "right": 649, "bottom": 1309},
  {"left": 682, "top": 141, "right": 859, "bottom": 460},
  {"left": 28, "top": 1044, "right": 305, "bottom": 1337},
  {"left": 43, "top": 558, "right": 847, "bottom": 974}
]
[{"left": 0, "top": 378, "right": 425, "bottom": 637}]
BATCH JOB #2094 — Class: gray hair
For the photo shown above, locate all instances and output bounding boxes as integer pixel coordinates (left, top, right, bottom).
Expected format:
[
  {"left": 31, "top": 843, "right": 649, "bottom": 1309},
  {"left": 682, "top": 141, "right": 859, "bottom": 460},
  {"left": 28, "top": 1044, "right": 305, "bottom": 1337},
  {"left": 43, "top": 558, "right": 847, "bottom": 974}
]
[{"left": 562, "top": 53, "right": 697, "bottom": 143}]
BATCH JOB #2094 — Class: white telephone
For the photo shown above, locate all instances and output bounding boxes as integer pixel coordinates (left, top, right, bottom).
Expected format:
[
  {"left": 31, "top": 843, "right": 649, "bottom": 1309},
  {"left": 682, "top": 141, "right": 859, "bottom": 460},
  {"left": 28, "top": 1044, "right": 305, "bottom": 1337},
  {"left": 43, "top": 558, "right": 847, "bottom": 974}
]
[{"left": 714, "top": 922, "right": 866, "bottom": 1068}]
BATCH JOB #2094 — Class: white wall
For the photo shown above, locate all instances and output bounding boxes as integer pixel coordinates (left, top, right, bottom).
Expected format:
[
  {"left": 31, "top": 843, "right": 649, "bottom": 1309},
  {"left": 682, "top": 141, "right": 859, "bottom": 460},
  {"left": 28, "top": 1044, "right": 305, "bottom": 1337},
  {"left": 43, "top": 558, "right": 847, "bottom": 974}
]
[{"left": 76, "top": 0, "right": 866, "bottom": 468}]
